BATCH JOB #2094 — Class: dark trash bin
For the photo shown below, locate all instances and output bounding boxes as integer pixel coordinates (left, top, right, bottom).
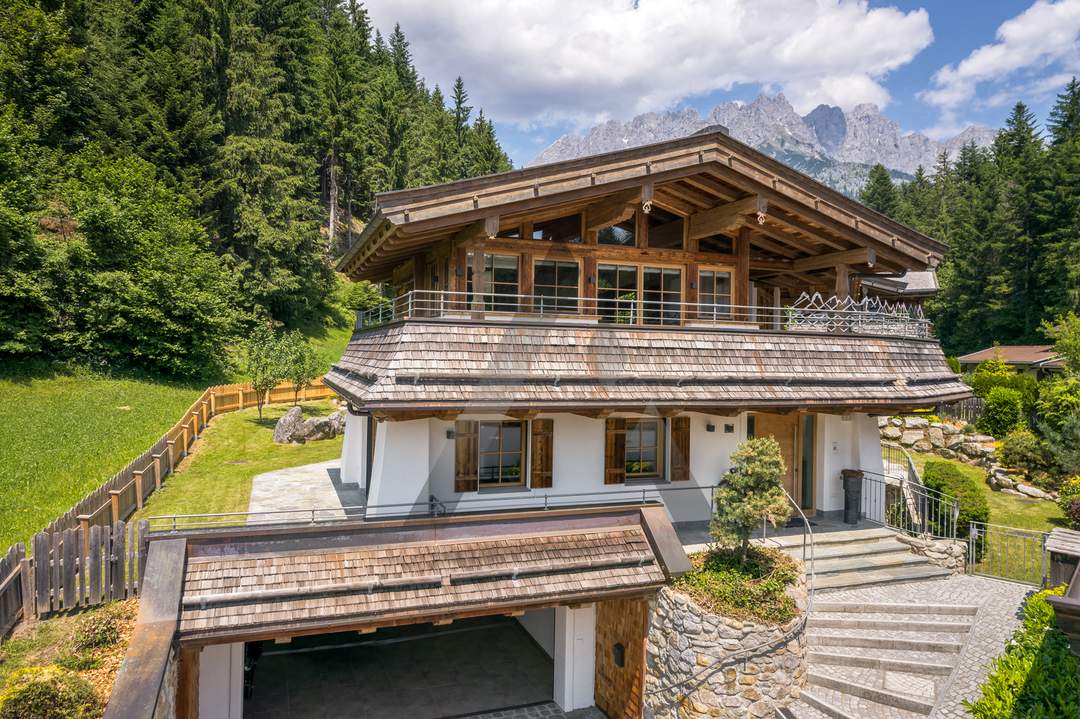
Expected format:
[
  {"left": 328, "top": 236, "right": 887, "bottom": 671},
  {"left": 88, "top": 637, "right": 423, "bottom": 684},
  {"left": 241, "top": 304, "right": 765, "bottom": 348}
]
[{"left": 841, "top": 469, "right": 864, "bottom": 525}]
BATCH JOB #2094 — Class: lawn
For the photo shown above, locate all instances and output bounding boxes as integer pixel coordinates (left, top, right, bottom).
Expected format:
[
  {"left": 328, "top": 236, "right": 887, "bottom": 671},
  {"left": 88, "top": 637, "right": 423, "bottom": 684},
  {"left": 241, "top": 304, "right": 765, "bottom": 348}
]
[
  {"left": 132, "top": 401, "right": 343, "bottom": 521},
  {"left": 0, "top": 366, "right": 202, "bottom": 550}
]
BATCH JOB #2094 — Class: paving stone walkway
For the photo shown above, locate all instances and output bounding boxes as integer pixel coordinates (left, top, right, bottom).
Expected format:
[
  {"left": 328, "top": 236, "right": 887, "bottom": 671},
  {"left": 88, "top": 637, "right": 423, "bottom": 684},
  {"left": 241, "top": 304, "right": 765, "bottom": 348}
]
[
  {"left": 247, "top": 459, "right": 364, "bottom": 521},
  {"left": 820, "top": 574, "right": 1033, "bottom": 718}
]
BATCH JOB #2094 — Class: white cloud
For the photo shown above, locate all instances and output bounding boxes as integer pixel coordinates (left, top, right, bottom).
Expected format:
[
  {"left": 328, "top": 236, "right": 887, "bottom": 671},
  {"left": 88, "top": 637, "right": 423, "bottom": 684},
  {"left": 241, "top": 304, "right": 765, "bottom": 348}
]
[
  {"left": 920, "top": 0, "right": 1080, "bottom": 131},
  {"left": 362, "top": 0, "right": 933, "bottom": 128}
]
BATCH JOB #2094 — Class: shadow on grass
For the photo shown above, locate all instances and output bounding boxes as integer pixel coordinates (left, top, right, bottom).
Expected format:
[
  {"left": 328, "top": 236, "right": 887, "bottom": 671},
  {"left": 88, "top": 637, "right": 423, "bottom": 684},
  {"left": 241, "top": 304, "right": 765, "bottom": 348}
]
[{"left": 0, "top": 357, "right": 224, "bottom": 389}]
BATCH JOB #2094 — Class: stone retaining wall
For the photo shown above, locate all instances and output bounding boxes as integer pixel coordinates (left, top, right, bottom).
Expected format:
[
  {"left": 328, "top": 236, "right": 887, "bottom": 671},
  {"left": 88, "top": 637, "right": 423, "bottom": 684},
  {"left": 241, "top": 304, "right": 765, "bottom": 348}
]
[
  {"left": 644, "top": 578, "right": 807, "bottom": 719},
  {"left": 895, "top": 533, "right": 967, "bottom": 573}
]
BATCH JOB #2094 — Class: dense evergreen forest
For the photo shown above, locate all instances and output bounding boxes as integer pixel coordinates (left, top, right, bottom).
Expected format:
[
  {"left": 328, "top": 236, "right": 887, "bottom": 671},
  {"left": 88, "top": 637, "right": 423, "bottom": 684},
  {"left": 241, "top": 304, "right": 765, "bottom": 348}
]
[
  {"left": 0, "top": 0, "right": 510, "bottom": 377},
  {"left": 859, "top": 80, "right": 1080, "bottom": 357}
]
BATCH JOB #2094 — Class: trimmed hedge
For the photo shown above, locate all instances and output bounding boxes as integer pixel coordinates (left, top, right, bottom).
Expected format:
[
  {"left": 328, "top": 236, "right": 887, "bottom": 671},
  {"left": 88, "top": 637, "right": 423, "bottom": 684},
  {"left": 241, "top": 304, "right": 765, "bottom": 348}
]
[
  {"left": 965, "top": 586, "right": 1080, "bottom": 718},
  {"left": 977, "top": 386, "right": 1025, "bottom": 437},
  {"left": 923, "top": 460, "right": 989, "bottom": 538}
]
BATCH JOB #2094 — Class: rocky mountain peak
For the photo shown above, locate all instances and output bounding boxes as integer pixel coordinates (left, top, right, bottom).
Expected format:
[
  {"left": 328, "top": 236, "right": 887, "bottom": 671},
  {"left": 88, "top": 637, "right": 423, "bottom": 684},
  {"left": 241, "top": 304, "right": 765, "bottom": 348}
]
[{"left": 803, "top": 104, "right": 846, "bottom": 155}]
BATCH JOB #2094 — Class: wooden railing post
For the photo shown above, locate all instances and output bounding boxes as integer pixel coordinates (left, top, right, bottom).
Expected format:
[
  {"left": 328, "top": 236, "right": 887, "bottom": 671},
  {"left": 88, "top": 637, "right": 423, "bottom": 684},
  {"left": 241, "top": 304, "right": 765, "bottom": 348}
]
[
  {"left": 237, "top": 387, "right": 244, "bottom": 410},
  {"left": 165, "top": 440, "right": 176, "bottom": 472},
  {"left": 200, "top": 401, "right": 208, "bottom": 427},
  {"left": 133, "top": 471, "right": 144, "bottom": 510},
  {"left": 19, "top": 551, "right": 33, "bottom": 621},
  {"left": 151, "top": 454, "right": 162, "bottom": 490},
  {"left": 78, "top": 515, "right": 91, "bottom": 557},
  {"left": 191, "top": 412, "right": 200, "bottom": 440},
  {"left": 109, "top": 490, "right": 121, "bottom": 524},
  {"left": 180, "top": 425, "right": 189, "bottom": 455},
  {"left": 209, "top": 390, "right": 217, "bottom": 416}
]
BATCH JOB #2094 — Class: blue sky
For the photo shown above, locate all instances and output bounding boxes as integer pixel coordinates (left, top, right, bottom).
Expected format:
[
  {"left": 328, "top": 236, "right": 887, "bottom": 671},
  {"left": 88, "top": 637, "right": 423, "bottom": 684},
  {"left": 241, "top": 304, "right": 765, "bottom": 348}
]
[{"left": 363, "top": 1, "right": 1080, "bottom": 166}]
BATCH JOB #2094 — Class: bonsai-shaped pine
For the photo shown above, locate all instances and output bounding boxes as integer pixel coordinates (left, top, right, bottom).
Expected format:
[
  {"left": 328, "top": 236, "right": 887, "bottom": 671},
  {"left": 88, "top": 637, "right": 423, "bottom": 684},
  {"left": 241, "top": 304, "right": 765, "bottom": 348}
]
[
  {"left": 279, "top": 330, "right": 322, "bottom": 405},
  {"left": 711, "top": 437, "right": 793, "bottom": 561},
  {"left": 244, "top": 324, "right": 285, "bottom": 419}
]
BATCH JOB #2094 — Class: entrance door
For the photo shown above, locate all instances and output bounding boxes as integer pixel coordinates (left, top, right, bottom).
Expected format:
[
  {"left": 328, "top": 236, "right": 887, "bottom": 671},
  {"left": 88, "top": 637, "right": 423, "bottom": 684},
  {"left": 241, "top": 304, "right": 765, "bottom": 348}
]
[{"left": 750, "top": 413, "right": 815, "bottom": 514}]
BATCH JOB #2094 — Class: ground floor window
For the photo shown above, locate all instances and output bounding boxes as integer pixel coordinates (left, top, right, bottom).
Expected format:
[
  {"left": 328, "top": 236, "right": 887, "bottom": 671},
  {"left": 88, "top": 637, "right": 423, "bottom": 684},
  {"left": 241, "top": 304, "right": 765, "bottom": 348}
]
[
  {"left": 478, "top": 421, "right": 525, "bottom": 487},
  {"left": 625, "top": 419, "right": 663, "bottom": 479}
]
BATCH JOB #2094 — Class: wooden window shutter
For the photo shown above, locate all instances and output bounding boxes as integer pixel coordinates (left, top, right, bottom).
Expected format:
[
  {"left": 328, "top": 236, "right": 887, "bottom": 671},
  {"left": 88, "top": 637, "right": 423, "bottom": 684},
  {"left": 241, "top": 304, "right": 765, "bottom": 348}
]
[
  {"left": 530, "top": 419, "right": 554, "bottom": 488},
  {"left": 454, "top": 420, "right": 479, "bottom": 492},
  {"left": 604, "top": 418, "right": 627, "bottom": 485},
  {"left": 670, "top": 416, "right": 691, "bottom": 482}
]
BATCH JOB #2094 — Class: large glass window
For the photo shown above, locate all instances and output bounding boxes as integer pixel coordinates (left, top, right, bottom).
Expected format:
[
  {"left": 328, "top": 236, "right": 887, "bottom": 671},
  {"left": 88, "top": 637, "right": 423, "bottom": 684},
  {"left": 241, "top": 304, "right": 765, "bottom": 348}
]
[
  {"left": 597, "top": 217, "right": 635, "bottom": 246},
  {"left": 467, "top": 253, "right": 519, "bottom": 311},
  {"left": 625, "top": 419, "right": 663, "bottom": 479},
  {"left": 643, "top": 267, "right": 682, "bottom": 325},
  {"left": 598, "top": 264, "right": 638, "bottom": 324},
  {"left": 647, "top": 208, "right": 684, "bottom": 249},
  {"left": 532, "top": 214, "right": 582, "bottom": 243},
  {"left": 533, "top": 260, "right": 579, "bottom": 314},
  {"left": 699, "top": 270, "right": 732, "bottom": 321},
  {"left": 478, "top": 421, "right": 524, "bottom": 487}
]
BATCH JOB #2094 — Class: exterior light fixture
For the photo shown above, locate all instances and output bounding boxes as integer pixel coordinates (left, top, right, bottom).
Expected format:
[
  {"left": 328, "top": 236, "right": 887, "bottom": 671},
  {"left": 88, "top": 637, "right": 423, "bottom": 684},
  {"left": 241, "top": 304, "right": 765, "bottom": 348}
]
[{"left": 705, "top": 423, "right": 716, "bottom": 432}]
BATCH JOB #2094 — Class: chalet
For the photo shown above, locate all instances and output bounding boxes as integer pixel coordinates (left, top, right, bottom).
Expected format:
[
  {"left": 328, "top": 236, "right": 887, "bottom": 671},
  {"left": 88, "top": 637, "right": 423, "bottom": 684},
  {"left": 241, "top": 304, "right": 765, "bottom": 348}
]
[
  {"left": 114, "top": 130, "right": 971, "bottom": 719},
  {"left": 957, "top": 345, "right": 1063, "bottom": 378}
]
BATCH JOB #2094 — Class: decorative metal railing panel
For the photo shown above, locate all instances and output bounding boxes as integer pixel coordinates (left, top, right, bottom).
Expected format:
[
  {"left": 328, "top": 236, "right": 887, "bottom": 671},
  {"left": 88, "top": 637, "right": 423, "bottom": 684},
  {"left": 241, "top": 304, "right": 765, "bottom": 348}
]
[
  {"left": 860, "top": 470, "right": 960, "bottom": 540},
  {"left": 356, "top": 290, "right": 934, "bottom": 339},
  {"left": 968, "top": 521, "right": 1049, "bottom": 586}
]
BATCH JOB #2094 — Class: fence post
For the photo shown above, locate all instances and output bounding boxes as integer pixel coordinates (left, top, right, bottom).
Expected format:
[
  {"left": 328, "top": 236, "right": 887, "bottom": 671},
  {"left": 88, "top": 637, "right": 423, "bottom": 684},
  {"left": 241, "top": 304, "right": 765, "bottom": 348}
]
[
  {"left": 19, "top": 551, "right": 32, "bottom": 622},
  {"left": 109, "top": 490, "right": 121, "bottom": 524},
  {"left": 78, "top": 515, "right": 90, "bottom": 557},
  {"left": 152, "top": 454, "right": 162, "bottom": 491},
  {"left": 201, "top": 401, "right": 208, "bottom": 427},
  {"left": 238, "top": 387, "right": 244, "bottom": 410},
  {"left": 180, "top": 425, "right": 188, "bottom": 456},
  {"left": 210, "top": 390, "right": 217, "bottom": 417},
  {"left": 191, "top": 412, "right": 200, "bottom": 440},
  {"left": 166, "top": 440, "right": 176, "bottom": 473},
  {"left": 133, "top": 471, "right": 144, "bottom": 510}
]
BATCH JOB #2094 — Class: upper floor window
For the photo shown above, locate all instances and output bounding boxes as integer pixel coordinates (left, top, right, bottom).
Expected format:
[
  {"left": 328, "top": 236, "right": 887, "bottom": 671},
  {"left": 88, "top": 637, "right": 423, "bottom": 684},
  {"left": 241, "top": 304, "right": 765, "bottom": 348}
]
[
  {"left": 598, "top": 217, "right": 635, "bottom": 246},
  {"left": 534, "top": 260, "right": 580, "bottom": 313},
  {"left": 642, "top": 267, "right": 682, "bottom": 325},
  {"left": 532, "top": 214, "right": 582, "bottom": 243},
  {"left": 699, "top": 270, "right": 732, "bottom": 320},
  {"left": 467, "top": 253, "right": 519, "bottom": 311},
  {"left": 597, "top": 264, "right": 639, "bottom": 324},
  {"left": 647, "top": 208, "right": 684, "bottom": 250},
  {"left": 478, "top": 421, "right": 524, "bottom": 487}
]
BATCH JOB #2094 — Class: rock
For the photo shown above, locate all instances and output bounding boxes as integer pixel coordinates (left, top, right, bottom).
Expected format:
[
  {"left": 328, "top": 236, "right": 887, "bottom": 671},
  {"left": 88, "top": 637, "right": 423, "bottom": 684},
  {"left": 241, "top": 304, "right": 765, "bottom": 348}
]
[
  {"left": 881, "top": 426, "right": 903, "bottom": 441},
  {"left": 1017, "top": 483, "right": 1052, "bottom": 500},
  {"left": 301, "top": 415, "right": 338, "bottom": 441},
  {"left": 913, "top": 439, "right": 933, "bottom": 452},
  {"left": 877, "top": 416, "right": 889, "bottom": 428},
  {"left": 946, "top": 434, "right": 965, "bottom": 449},
  {"left": 904, "top": 416, "right": 930, "bottom": 429},
  {"left": 938, "top": 449, "right": 957, "bottom": 459},
  {"left": 940, "top": 424, "right": 960, "bottom": 435},
  {"left": 960, "top": 442, "right": 983, "bottom": 457},
  {"left": 273, "top": 406, "right": 305, "bottom": 444},
  {"left": 971, "top": 433, "right": 995, "bottom": 443},
  {"left": 1001, "top": 488, "right": 1024, "bottom": 497},
  {"left": 890, "top": 417, "right": 903, "bottom": 427},
  {"left": 997, "top": 475, "right": 1016, "bottom": 490},
  {"left": 900, "top": 430, "right": 924, "bottom": 447},
  {"left": 928, "top": 427, "right": 945, "bottom": 448}
]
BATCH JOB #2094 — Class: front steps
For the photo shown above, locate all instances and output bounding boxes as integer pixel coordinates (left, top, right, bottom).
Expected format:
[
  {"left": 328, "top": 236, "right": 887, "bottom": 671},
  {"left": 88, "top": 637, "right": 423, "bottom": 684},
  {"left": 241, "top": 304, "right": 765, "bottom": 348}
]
[
  {"left": 761, "top": 527, "right": 952, "bottom": 592},
  {"left": 778, "top": 601, "right": 978, "bottom": 719}
]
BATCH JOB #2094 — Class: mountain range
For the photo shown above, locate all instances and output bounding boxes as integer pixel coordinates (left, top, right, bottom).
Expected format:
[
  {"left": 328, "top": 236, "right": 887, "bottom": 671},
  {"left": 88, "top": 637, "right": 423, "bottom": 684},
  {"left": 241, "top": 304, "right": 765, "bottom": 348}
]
[{"left": 531, "top": 94, "right": 998, "bottom": 196}]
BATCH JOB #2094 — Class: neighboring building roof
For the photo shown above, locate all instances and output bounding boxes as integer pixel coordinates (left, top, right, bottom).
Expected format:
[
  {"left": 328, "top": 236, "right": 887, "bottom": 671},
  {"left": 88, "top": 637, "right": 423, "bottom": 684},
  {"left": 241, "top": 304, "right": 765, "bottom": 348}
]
[
  {"left": 337, "top": 129, "right": 945, "bottom": 281},
  {"left": 177, "top": 506, "right": 676, "bottom": 642},
  {"left": 861, "top": 270, "right": 938, "bottom": 297},
  {"left": 957, "top": 345, "right": 1061, "bottom": 367},
  {"left": 325, "top": 321, "right": 971, "bottom": 414}
]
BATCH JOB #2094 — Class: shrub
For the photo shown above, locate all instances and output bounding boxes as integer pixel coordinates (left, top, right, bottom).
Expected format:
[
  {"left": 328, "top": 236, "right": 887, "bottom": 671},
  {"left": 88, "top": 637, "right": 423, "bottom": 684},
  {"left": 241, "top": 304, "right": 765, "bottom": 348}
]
[
  {"left": 1036, "top": 375, "right": 1080, "bottom": 433},
  {"left": 673, "top": 546, "right": 799, "bottom": 625},
  {"left": 1067, "top": 499, "right": 1080, "bottom": 530},
  {"left": 946, "top": 356, "right": 962, "bottom": 374},
  {"left": 0, "top": 666, "right": 99, "bottom": 719},
  {"left": 1040, "top": 412, "right": 1080, "bottom": 479},
  {"left": 1058, "top": 478, "right": 1080, "bottom": 529},
  {"left": 977, "top": 387, "right": 1025, "bottom": 437},
  {"left": 73, "top": 606, "right": 122, "bottom": 651},
  {"left": 923, "top": 461, "right": 989, "bottom": 538},
  {"left": 998, "top": 428, "right": 1050, "bottom": 476},
  {"left": 964, "top": 586, "right": 1080, "bottom": 718},
  {"left": 711, "top": 438, "right": 792, "bottom": 559}
]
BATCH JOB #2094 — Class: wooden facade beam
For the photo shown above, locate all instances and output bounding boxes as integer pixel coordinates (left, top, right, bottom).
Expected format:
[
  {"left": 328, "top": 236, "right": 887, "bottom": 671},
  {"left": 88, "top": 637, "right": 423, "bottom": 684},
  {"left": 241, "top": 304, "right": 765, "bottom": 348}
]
[
  {"left": 687, "top": 195, "right": 767, "bottom": 241},
  {"left": 791, "top": 247, "right": 875, "bottom": 273},
  {"left": 454, "top": 216, "right": 501, "bottom": 244},
  {"left": 584, "top": 188, "right": 642, "bottom": 232},
  {"left": 734, "top": 227, "right": 751, "bottom": 306}
]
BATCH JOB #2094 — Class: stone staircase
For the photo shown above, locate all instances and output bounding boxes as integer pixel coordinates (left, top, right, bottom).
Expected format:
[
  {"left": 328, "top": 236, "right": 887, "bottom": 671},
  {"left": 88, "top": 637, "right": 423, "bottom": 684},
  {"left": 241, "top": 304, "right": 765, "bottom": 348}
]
[
  {"left": 777, "top": 601, "right": 978, "bottom": 718},
  {"left": 764, "top": 527, "right": 952, "bottom": 591}
]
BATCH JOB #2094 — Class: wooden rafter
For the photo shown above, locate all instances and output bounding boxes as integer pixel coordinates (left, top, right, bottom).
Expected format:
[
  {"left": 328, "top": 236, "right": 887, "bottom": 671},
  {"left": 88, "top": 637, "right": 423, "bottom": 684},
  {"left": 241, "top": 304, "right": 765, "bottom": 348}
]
[{"left": 688, "top": 195, "right": 767, "bottom": 241}]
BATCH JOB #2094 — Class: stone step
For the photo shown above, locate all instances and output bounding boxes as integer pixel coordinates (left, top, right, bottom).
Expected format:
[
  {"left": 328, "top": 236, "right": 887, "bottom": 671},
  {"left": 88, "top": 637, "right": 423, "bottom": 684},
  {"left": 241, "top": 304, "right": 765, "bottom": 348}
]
[
  {"left": 775, "top": 699, "right": 833, "bottom": 719},
  {"left": 795, "top": 687, "right": 928, "bottom": 719},
  {"left": 814, "top": 601, "right": 979, "bottom": 616},
  {"left": 814, "top": 565, "right": 952, "bottom": 591},
  {"left": 807, "top": 616, "right": 971, "bottom": 633},
  {"left": 810, "top": 663, "right": 943, "bottom": 702},
  {"left": 811, "top": 552, "right": 930, "bottom": 576},
  {"left": 764, "top": 527, "right": 896, "bottom": 549},
  {"left": 808, "top": 632, "right": 964, "bottom": 653},
  {"left": 807, "top": 649, "right": 954, "bottom": 675},
  {"left": 806, "top": 644, "right": 961, "bottom": 667},
  {"left": 808, "top": 671, "right": 934, "bottom": 715},
  {"left": 787, "top": 540, "right": 910, "bottom": 561}
]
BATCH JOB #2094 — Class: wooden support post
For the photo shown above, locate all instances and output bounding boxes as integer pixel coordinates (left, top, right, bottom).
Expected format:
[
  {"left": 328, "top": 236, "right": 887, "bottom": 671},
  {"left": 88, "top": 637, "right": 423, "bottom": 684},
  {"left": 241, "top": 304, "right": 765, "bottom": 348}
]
[
  {"left": 210, "top": 390, "right": 217, "bottom": 416},
  {"left": 772, "top": 286, "right": 782, "bottom": 330},
  {"left": 177, "top": 645, "right": 200, "bottom": 719},
  {"left": 166, "top": 441, "right": 176, "bottom": 474},
  {"left": 152, "top": 454, "right": 162, "bottom": 490},
  {"left": 583, "top": 255, "right": 598, "bottom": 316},
  {"left": 237, "top": 387, "right": 244, "bottom": 410},
  {"left": 133, "top": 470, "right": 144, "bottom": 510},
  {"left": 180, "top": 426, "right": 188, "bottom": 455},
  {"left": 471, "top": 249, "right": 486, "bottom": 311},
  {"left": 635, "top": 208, "right": 648, "bottom": 249},
  {"left": 191, "top": 411, "right": 200, "bottom": 439},
  {"left": 78, "top": 516, "right": 90, "bottom": 557},
  {"left": 686, "top": 263, "right": 699, "bottom": 322},
  {"left": 834, "top": 262, "right": 851, "bottom": 299},
  {"left": 109, "top": 490, "right": 121, "bottom": 524},
  {"left": 735, "top": 226, "right": 751, "bottom": 308},
  {"left": 201, "top": 401, "right": 208, "bottom": 426}
]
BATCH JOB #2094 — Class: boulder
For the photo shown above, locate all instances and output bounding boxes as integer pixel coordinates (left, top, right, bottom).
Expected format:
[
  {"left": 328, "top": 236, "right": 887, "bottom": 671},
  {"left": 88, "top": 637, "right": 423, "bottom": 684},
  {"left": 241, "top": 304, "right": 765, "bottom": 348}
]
[
  {"left": 971, "top": 433, "right": 995, "bottom": 443},
  {"left": 1001, "top": 488, "right": 1024, "bottom": 497},
  {"left": 882, "top": 426, "right": 903, "bottom": 441},
  {"left": 1017, "top": 483, "right": 1052, "bottom": 500},
  {"left": 913, "top": 439, "right": 933, "bottom": 452},
  {"left": 900, "top": 430, "right": 924, "bottom": 447},
  {"left": 273, "top": 406, "right": 305, "bottom": 444},
  {"left": 940, "top": 424, "right": 960, "bottom": 435},
  {"left": 960, "top": 442, "right": 983, "bottom": 457},
  {"left": 904, "top": 417, "right": 930, "bottom": 429},
  {"left": 877, "top": 416, "right": 889, "bottom": 428},
  {"left": 938, "top": 449, "right": 958, "bottom": 460},
  {"left": 301, "top": 415, "right": 338, "bottom": 441},
  {"left": 927, "top": 427, "right": 945, "bottom": 448},
  {"left": 946, "top": 434, "right": 965, "bottom": 449}
]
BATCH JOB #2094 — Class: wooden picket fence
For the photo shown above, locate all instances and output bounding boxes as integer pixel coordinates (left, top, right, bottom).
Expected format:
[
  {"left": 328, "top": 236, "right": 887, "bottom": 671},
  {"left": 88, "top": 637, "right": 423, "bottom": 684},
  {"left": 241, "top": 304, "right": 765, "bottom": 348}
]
[{"left": 0, "top": 377, "right": 335, "bottom": 637}]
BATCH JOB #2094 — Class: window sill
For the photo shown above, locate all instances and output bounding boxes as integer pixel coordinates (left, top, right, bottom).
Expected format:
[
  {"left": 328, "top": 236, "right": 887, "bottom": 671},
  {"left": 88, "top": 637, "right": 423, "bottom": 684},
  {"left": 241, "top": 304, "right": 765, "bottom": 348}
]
[
  {"left": 476, "top": 486, "right": 532, "bottom": 495},
  {"left": 626, "top": 478, "right": 669, "bottom": 486}
]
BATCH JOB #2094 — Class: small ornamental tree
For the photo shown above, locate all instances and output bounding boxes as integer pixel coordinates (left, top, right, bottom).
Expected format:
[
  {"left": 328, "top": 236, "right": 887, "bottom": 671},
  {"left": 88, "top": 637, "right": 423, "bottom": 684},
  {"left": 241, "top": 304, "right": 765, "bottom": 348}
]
[
  {"left": 711, "top": 437, "right": 792, "bottom": 560},
  {"left": 280, "top": 330, "right": 322, "bottom": 405},
  {"left": 978, "top": 386, "right": 1025, "bottom": 437},
  {"left": 244, "top": 324, "right": 285, "bottom": 419}
]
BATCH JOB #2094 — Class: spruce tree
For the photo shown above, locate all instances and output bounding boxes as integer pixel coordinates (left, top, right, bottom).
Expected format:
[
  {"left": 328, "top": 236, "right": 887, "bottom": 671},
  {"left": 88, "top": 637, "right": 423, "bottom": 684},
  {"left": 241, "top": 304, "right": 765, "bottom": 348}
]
[
  {"left": 859, "top": 163, "right": 899, "bottom": 217},
  {"left": 1039, "top": 79, "right": 1080, "bottom": 316},
  {"left": 465, "top": 110, "right": 512, "bottom": 176}
]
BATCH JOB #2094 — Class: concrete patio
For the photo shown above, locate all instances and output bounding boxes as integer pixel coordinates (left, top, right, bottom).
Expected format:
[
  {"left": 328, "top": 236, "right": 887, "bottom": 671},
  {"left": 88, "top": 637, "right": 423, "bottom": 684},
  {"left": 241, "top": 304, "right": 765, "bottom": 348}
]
[{"left": 247, "top": 459, "right": 364, "bottom": 521}]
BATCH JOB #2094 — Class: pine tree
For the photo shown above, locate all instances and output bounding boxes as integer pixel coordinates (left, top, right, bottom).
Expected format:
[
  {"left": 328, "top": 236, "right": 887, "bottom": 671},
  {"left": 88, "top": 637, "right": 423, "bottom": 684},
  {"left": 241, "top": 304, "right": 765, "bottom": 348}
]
[
  {"left": 465, "top": 109, "right": 512, "bottom": 176},
  {"left": 451, "top": 76, "right": 472, "bottom": 177},
  {"left": 1039, "top": 79, "right": 1080, "bottom": 316},
  {"left": 387, "top": 23, "right": 417, "bottom": 94},
  {"left": 859, "top": 164, "right": 899, "bottom": 217},
  {"left": 896, "top": 166, "right": 935, "bottom": 233}
]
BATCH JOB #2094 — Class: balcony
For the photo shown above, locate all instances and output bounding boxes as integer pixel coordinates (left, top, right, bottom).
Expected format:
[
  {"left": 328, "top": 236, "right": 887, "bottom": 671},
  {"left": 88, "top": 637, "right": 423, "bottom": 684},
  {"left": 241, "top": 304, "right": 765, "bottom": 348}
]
[{"left": 356, "top": 290, "right": 933, "bottom": 340}]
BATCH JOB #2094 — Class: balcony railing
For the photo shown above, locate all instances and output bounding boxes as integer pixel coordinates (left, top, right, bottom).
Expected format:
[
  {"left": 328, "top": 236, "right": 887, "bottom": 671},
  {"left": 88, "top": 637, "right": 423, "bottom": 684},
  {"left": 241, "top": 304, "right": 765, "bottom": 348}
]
[{"left": 357, "top": 290, "right": 933, "bottom": 339}]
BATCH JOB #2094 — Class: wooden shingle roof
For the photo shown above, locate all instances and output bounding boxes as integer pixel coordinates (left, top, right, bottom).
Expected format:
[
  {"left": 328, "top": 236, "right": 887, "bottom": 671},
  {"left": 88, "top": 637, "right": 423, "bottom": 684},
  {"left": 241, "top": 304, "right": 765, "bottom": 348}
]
[{"left": 325, "top": 321, "right": 972, "bottom": 412}]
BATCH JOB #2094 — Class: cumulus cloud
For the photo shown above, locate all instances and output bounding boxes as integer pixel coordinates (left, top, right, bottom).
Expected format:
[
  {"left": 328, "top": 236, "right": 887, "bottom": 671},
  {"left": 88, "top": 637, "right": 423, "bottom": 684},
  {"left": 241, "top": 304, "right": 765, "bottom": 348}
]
[
  {"left": 362, "top": 0, "right": 933, "bottom": 127},
  {"left": 920, "top": 0, "right": 1080, "bottom": 135}
]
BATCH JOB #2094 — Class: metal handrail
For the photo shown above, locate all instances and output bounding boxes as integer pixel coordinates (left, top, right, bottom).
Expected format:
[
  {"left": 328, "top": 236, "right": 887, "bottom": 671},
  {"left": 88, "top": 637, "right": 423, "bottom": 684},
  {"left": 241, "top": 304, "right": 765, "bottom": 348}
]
[
  {"left": 356, "top": 289, "right": 933, "bottom": 338},
  {"left": 860, "top": 468, "right": 960, "bottom": 540}
]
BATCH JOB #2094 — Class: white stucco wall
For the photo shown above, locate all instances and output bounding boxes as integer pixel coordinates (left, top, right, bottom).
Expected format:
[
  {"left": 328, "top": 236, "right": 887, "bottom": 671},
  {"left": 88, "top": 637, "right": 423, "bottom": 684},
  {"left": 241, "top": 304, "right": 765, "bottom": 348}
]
[
  {"left": 198, "top": 643, "right": 243, "bottom": 719},
  {"left": 348, "top": 410, "right": 884, "bottom": 519},
  {"left": 339, "top": 412, "right": 368, "bottom": 487},
  {"left": 517, "top": 607, "right": 556, "bottom": 658},
  {"left": 554, "top": 604, "right": 596, "bottom": 712}
]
